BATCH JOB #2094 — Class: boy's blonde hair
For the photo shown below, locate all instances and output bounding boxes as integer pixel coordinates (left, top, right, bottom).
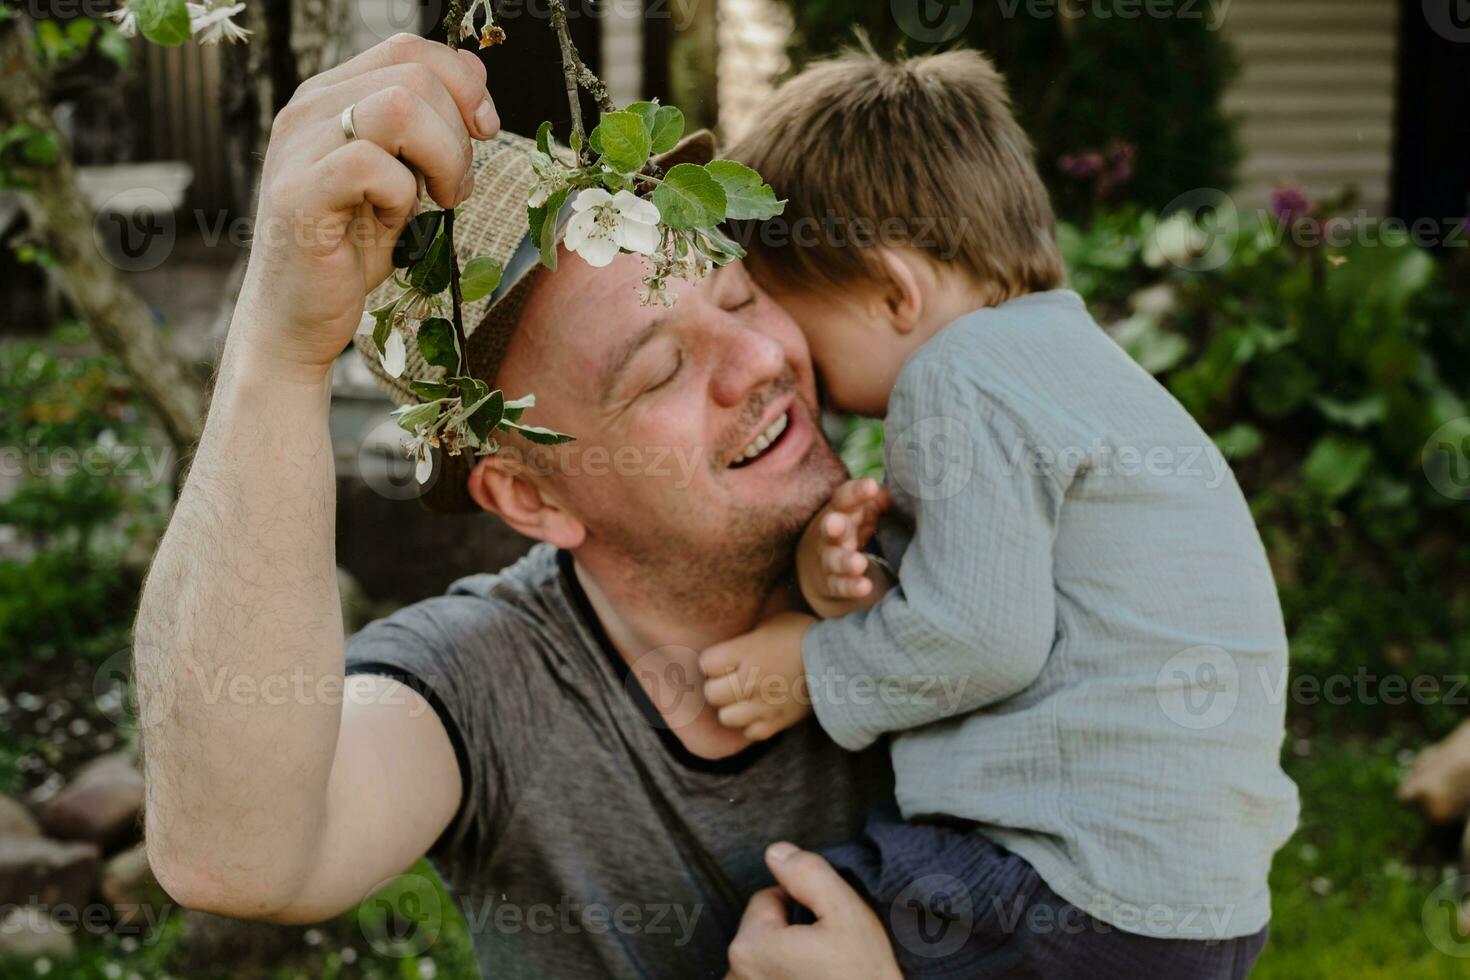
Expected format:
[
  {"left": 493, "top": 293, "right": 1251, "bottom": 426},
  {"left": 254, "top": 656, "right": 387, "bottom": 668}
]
[{"left": 728, "top": 48, "right": 1064, "bottom": 301}]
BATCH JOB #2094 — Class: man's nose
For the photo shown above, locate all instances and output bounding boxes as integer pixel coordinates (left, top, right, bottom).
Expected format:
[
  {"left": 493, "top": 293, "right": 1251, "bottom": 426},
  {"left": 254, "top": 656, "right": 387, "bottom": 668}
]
[{"left": 709, "top": 324, "right": 788, "bottom": 408}]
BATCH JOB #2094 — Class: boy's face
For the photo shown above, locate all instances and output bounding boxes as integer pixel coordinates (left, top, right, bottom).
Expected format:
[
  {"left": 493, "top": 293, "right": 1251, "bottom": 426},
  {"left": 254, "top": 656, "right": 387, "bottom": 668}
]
[{"left": 757, "top": 278, "right": 912, "bottom": 419}]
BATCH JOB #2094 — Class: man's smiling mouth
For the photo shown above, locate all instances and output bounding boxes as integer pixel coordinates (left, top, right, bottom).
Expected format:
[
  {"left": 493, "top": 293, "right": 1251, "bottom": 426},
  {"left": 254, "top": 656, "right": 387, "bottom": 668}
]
[{"left": 730, "top": 409, "right": 792, "bottom": 468}]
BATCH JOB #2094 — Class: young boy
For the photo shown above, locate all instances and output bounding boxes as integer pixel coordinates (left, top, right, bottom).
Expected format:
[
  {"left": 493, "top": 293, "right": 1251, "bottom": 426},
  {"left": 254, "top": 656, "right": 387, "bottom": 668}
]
[{"left": 700, "top": 49, "right": 1299, "bottom": 977}]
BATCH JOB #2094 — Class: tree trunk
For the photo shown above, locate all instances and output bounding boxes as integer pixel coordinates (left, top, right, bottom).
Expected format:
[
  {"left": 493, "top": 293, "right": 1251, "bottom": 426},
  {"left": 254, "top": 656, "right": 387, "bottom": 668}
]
[{"left": 0, "top": 17, "right": 205, "bottom": 452}]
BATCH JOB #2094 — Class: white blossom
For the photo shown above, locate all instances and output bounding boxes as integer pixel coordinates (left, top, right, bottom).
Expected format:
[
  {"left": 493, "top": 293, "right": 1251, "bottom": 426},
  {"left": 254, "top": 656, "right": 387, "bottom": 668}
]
[
  {"left": 188, "top": 1, "right": 251, "bottom": 45},
  {"left": 564, "top": 189, "right": 661, "bottom": 267},
  {"left": 527, "top": 153, "right": 568, "bottom": 208},
  {"left": 107, "top": 4, "right": 138, "bottom": 38},
  {"left": 639, "top": 276, "right": 673, "bottom": 307},
  {"left": 404, "top": 428, "right": 436, "bottom": 484},
  {"left": 458, "top": 0, "right": 502, "bottom": 48},
  {"left": 356, "top": 311, "right": 407, "bottom": 379}
]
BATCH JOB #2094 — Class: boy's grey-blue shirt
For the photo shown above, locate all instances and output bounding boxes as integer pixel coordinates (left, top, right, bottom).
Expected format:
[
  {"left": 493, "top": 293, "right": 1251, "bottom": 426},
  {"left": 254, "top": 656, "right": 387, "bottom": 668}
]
[{"left": 804, "top": 289, "right": 1300, "bottom": 941}]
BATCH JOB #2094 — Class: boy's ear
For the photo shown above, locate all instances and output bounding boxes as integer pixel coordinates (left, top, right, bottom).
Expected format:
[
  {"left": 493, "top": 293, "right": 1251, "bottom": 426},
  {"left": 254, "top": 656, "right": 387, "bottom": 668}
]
[
  {"left": 466, "top": 452, "right": 586, "bottom": 550},
  {"left": 869, "top": 249, "right": 927, "bottom": 335}
]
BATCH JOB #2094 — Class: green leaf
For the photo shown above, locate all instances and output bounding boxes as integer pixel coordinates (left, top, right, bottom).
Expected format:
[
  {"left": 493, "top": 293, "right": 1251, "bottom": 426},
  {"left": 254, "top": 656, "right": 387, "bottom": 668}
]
[
  {"left": 624, "top": 100, "right": 660, "bottom": 133},
  {"left": 650, "top": 106, "right": 685, "bottom": 154},
  {"left": 699, "top": 225, "right": 746, "bottom": 262},
  {"left": 20, "top": 131, "right": 59, "bottom": 166},
  {"left": 66, "top": 18, "right": 97, "bottom": 46},
  {"left": 1212, "top": 424, "right": 1263, "bottom": 459},
  {"left": 1314, "top": 395, "right": 1386, "bottom": 430},
  {"left": 131, "top": 0, "right": 192, "bottom": 46},
  {"left": 500, "top": 420, "right": 575, "bottom": 445},
  {"left": 371, "top": 311, "right": 392, "bottom": 355},
  {"left": 97, "top": 25, "right": 131, "bottom": 68},
  {"left": 530, "top": 188, "right": 569, "bottom": 271},
  {"left": 1301, "top": 435, "right": 1374, "bottom": 501},
  {"left": 393, "top": 211, "right": 443, "bottom": 269},
  {"left": 535, "top": 120, "right": 554, "bottom": 157},
  {"left": 465, "top": 389, "right": 504, "bottom": 443},
  {"left": 704, "top": 160, "right": 783, "bottom": 221},
  {"left": 410, "top": 234, "right": 453, "bottom": 294},
  {"left": 501, "top": 393, "right": 534, "bottom": 424},
  {"left": 596, "top": 110, "right": 652, "bottom": 175},
  {"left": 1247, "top": 351, "right": 1317, "bottom": 419},
  {"left": 416, "top": 317, "right": 459, "bottom": 371},
  {"left": 460, "top": 256, "right": 502, "bottom": 303},
  {"left": 36, "top": 20, "right": 65, "bottom": 61},
  {"left": 451, "top": 376, "right": 489, "bottom": 411},
  {"left": 410, "top": 381, "right": 453, "bottom": 400},
  {"left": 1111, "top": 315, "right": 1189, "bottom": 376},
  {"left": 393, "top": 401, "right": 441, "bottom": 433},
  {"left": 652, "top": 164, "right": 726, "bottom": 230}
]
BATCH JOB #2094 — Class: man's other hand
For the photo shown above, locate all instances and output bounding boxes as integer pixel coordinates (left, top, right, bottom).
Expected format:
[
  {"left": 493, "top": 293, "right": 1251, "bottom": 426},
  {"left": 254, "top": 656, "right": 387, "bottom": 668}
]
[{"left": 725, "top": 843, "right": 901, "bottom": 980}]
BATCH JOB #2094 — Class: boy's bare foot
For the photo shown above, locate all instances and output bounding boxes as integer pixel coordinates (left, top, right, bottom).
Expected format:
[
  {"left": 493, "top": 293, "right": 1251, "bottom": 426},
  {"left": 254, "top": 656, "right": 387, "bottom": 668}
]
[{"left": 1398, "top": 720, "right": 1470, "bottom": 822}]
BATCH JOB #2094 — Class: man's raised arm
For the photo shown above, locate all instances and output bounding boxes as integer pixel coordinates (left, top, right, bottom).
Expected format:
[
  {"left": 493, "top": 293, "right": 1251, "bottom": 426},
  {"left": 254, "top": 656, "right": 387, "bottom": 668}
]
[{"left": 133, "top": 35, "right": 498, "bottom": 922}]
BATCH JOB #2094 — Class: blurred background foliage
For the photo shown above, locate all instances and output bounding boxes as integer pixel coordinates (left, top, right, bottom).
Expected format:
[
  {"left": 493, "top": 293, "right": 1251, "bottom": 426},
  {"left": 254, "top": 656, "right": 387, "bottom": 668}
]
[{"left": 777, "top": 0, "right": 1239, "bottom": 221}]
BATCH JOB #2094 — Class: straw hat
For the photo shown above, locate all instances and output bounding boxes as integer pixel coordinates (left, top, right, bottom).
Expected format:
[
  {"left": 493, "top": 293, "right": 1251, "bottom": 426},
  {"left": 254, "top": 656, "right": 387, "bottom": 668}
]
[{"left": 354, "top": 127, "right": 717, "bottom": 512}]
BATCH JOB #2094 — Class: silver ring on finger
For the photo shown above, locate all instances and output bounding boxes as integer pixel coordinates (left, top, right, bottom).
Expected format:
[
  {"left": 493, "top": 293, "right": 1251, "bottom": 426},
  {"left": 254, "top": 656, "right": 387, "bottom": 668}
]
[{"left": 340, "top": 103, "right": 358, "bottom": 142}]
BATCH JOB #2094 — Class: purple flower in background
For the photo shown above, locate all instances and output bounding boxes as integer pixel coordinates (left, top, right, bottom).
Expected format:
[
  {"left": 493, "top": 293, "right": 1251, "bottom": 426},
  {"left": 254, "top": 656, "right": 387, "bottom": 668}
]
[
  {"left": 1270, "top": 182, "right": 1313, "bottom": 224},
  {"left": 1059, "top": 151, "right": 1105, "bottom": 179},
  {"left": 1098, "top": 141, "right": 1136, "bottom": 197}
]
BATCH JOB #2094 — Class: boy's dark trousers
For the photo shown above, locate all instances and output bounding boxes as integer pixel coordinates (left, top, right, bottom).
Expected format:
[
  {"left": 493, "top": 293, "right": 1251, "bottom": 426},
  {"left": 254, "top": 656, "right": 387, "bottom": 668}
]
[{"left": 795, "top": 808, "right": 1268, "bottom": 979}]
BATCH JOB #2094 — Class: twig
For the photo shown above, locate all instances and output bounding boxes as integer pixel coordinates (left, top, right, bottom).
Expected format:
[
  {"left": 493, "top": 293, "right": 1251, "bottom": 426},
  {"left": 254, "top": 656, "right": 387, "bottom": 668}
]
[
  {"left": 547, "top": 0, "right": 585, "bottom": 160},
  {"left": 443, "top": 208, "right": 468, "bottom": 373}
]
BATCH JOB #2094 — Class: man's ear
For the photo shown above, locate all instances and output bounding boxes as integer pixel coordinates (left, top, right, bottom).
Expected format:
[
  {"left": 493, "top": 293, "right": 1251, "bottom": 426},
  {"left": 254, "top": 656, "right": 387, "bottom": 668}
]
[
  {"left": 466, "top": 453, "right": 586, "bottom": 549},
  {"left": 868, "top": 248, "right": 928, "bottom": 336}
]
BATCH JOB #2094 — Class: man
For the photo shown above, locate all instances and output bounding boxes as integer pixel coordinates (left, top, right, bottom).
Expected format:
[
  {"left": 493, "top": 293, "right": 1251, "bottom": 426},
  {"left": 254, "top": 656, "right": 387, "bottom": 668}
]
[{"left": 134, "top": 33, "right": 898, "bottom": 979}]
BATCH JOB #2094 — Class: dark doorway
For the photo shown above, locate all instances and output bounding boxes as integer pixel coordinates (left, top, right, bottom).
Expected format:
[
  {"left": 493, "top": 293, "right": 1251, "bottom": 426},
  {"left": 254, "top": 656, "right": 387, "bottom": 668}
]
[
  {"left": 425, "top": 1, "right": 604, "bottom": 143},
  {"left": 1392, "top": 0, "right": 1470, "bottom": 240}
]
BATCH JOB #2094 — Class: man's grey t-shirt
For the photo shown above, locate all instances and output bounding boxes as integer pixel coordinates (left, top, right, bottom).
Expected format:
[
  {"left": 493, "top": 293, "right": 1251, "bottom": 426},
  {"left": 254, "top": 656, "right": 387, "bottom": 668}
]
[{"left": 346, "top": 544, "right": 894, "bottom": 979}]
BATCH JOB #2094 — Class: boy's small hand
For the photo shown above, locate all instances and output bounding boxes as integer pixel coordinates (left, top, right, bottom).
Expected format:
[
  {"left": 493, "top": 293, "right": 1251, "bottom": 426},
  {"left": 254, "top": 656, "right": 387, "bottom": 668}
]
[
  {"left": 700, "top": 613, "right": 816, "bottom": 741},
  {"left": 798, "top": 478, "right": 893, "bottom": 620}
]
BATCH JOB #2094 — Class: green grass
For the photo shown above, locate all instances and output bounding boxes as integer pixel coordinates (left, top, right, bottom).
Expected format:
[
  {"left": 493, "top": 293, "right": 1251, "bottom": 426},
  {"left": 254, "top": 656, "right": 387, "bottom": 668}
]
[{"left": 1254, "top": 737, "right": 1470, "bottom": 978}]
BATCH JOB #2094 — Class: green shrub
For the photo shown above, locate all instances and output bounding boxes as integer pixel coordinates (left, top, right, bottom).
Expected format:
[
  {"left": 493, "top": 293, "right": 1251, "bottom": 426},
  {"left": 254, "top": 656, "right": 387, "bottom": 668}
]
[{"left": 0, "top": 327, "right": 170, "bottom": 681}]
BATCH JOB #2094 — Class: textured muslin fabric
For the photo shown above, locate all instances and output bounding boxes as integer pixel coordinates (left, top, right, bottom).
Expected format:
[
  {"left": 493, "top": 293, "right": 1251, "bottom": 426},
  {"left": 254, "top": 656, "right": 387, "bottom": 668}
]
[{"left": 803, "top": 290, "right": 1300, "bottom": 940}]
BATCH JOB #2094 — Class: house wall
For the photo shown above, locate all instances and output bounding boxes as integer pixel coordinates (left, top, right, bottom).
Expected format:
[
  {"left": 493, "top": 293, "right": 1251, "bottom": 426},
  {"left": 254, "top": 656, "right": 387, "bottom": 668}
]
[{"left": 1220, "top": 0, "right": 1400, "bottom": 214}]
